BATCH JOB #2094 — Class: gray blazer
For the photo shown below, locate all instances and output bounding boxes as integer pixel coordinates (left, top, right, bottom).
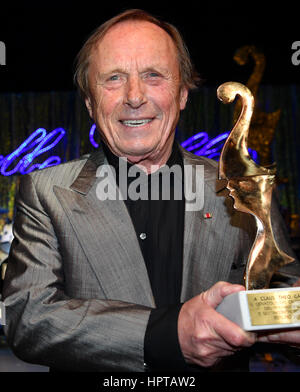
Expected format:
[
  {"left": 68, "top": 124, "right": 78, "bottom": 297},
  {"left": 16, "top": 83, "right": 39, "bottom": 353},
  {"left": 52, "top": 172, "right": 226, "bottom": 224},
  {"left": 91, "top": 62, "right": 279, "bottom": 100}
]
[{"left": 2, "top": 146, "right": 298, "bottom": 371}]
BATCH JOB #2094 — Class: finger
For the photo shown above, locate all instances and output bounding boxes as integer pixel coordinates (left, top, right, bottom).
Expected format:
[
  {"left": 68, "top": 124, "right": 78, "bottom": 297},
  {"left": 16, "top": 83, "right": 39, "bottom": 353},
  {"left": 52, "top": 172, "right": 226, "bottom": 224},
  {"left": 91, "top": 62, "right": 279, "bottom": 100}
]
[
  {"left": 198, "top": 283, "right": 255, "bottom": 347},
  {"left": 258, "top": 329, "right": 300, "bottom": 346},
  {"left": 202, "top": 281, "right": 245, "bottom": 308},
  {"left": 195, "top": 304, "right": 256, "bottom": 349},
  {"left": 190, "top": 312, "right": 256, "bottom": 367},
  {"left": 213, "top": 311, "right": 257, "bottom": 348}
]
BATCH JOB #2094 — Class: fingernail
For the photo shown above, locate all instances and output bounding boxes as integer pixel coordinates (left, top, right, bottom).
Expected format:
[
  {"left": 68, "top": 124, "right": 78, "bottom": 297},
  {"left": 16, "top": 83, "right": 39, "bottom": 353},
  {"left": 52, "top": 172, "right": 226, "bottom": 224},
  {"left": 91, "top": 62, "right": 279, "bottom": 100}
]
[
  {"left": 258, "top": 336, "right": 268, "bottom": 342},
  {"left": 268, "top": 334, "right": 279, "bottom": 341}
]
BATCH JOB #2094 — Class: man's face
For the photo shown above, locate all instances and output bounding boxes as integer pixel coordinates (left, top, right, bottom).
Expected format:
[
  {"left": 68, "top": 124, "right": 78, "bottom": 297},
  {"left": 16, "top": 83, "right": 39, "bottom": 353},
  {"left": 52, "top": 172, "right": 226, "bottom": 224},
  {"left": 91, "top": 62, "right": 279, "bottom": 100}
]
[{"left": 85, "top": 21, "right": 188, "bottom": 164}]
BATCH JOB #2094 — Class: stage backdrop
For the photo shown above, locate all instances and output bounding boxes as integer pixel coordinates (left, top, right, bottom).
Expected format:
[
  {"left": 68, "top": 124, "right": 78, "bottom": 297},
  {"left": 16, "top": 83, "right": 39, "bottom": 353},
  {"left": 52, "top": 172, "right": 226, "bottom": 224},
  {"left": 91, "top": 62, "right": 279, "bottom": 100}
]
[{"left": 0, "top": 85, "right": 299, "bottom": 233}]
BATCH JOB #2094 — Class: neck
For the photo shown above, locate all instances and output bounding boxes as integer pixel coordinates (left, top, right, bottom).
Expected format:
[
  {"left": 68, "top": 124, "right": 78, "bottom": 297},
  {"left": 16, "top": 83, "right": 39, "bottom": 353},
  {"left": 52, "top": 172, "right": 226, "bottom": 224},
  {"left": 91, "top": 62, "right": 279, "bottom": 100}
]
[
  {"left": 126, "top": 144, "right": 174, "bottom": 174},
  {"left": 103, "top": 137, "right": 176, "bottom": 175}
]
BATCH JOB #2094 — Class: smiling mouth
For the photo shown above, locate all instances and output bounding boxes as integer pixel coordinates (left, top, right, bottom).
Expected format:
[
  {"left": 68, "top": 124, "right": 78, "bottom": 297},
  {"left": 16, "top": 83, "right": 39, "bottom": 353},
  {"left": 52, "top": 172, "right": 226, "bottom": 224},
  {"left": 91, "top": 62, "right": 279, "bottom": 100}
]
[{"left": 120, "top": 118, "right": 153, "bottom": 127}]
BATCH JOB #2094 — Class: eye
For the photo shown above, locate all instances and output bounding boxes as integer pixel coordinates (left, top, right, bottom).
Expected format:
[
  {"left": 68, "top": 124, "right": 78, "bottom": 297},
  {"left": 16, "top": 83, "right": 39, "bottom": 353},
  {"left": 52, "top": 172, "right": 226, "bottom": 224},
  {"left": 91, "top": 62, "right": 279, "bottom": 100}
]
[
  {"left": 148, "top": 72, "right": 160, "bottom": 78},
  {"left": 108, "top": 74, "right": 120, "bottom": 81},
  {"left": 144, "top": 71, "right": 163, "bottom": 84}
]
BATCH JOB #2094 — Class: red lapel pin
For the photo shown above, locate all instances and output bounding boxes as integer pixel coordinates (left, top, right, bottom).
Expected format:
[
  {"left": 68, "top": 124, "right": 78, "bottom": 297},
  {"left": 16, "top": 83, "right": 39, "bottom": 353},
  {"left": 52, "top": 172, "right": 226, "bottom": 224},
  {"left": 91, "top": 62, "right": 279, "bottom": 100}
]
[{"left": 204, "top": 212, "right": 212, "bottom": 219}]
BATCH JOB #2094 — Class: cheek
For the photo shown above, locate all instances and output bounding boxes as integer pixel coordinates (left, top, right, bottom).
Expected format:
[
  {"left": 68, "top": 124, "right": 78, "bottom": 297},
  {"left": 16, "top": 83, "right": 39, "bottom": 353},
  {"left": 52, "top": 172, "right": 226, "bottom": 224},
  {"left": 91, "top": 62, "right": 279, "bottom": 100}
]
[
  {"left": 151, "top": 87, "right": 180, "bottom": 117},
  {"left": 93, "top": 89, "right": 122, "bottom": 121}
]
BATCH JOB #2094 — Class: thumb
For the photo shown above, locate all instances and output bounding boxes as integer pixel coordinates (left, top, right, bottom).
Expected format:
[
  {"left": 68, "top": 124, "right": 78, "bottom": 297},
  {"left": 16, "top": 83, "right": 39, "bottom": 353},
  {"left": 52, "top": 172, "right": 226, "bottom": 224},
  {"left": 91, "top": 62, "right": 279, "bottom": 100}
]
[{"left": 202, "top": 281, "right": 245, "bottom": 308}]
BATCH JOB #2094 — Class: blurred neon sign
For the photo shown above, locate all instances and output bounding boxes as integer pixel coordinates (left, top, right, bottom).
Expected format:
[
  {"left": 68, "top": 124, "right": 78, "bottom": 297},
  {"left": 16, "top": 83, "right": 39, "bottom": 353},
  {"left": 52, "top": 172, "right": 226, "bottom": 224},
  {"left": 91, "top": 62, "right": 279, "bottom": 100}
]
[
  {"left": 0, "top": 124, "right": 257, "bottom": 176},
  {"left": 181, "top": 132, "right": 229, "bottom": 160},
  {"left": 0, "top": 128, "right": 65, "bottom": 176},
  {"left": 181, "top": 131, "right": 258, "bottom": 162}
]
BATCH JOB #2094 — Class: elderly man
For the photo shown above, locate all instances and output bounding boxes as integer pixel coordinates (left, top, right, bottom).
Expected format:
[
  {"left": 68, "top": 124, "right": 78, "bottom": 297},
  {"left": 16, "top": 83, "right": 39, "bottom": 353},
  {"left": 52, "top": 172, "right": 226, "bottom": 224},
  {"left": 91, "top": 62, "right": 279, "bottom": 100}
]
[{"left": 2, "top": 9, "right": 300, "bottom": 372}]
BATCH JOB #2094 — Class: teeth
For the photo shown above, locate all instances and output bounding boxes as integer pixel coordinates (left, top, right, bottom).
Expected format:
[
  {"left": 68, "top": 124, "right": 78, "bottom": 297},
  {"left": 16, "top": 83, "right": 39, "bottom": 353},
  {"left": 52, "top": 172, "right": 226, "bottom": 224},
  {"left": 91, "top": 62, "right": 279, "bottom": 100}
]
[{"left": 122, "top": 119, "right": 152, "bottom": 127}]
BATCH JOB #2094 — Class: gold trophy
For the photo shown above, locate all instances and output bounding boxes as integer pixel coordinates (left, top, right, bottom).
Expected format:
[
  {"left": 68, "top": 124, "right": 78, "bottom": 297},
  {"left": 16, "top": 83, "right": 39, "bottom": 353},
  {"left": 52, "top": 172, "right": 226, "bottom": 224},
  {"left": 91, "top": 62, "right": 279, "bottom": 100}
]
[{"left": 216, "top": 82, "right": 300, "bottom": 330}]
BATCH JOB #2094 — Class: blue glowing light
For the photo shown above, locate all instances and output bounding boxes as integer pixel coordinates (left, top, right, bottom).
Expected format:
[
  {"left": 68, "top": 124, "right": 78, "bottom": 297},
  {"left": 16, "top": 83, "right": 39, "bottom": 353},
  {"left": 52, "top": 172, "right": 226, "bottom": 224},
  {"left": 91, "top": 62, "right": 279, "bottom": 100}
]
[
  {"left": 0, "top": 124, "right": 258, "bottom": 176},
  {"left": 0, "top": 128, "right": 65, "bottom": 176},
  {"left": 89, "top": 124, "right": 99, "bottom": 148},
  {"left": 181, "top": 131, "right": 229, "bottom": 160},
  {"left": 181, "top": 130, "right": 259, "bottom": 162},
  {"left": 248, "top": 148, "right": 258, "bottom": 163}
]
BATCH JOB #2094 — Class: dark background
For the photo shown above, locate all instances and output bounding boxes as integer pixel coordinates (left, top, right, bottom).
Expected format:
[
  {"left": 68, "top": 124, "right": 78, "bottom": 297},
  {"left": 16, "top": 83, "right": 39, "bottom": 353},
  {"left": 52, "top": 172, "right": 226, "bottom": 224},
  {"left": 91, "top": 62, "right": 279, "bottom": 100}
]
[{"left": 0, "top": 1, "right": 299, "bottom": 93}]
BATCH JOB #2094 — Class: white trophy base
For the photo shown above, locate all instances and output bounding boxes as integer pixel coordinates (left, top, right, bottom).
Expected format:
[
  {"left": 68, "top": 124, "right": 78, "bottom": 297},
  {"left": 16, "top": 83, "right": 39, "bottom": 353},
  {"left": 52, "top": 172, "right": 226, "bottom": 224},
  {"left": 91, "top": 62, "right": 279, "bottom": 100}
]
[{"left": 216, "top": 287, "right": 300, "bottom": 331}]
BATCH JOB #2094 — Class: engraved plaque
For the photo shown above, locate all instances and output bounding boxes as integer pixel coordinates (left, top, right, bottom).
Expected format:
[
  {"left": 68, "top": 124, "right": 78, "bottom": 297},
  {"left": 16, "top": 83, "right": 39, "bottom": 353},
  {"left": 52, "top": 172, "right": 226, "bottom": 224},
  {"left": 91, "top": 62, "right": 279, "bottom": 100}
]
[
  {"left": 247, "top": 290, "right": 300, "bottom": 326},
  {"left": 217, "top": 287, "right": 300, "bottom": 331}
]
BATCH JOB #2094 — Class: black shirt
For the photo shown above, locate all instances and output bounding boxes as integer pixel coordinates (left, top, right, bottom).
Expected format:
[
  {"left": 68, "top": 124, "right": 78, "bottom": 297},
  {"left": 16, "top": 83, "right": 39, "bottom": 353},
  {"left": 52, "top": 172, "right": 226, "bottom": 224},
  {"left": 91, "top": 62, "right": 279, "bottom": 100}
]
[
  {"left": 102, "top": 142, "right": 252, "bottom": 372},
  {"left": 102, "top": 141, "right": 188, "bottom": 370}
]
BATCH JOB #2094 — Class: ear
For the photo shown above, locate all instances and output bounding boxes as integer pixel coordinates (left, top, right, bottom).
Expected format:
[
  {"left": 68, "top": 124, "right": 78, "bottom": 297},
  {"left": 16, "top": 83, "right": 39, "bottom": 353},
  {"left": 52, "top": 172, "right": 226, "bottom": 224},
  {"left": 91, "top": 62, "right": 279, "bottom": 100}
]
[
  {"left": 179, "top": 86, "right": 188, "bottom": 110},
  {"left": 85, "top": 96, "right": 93, "bottom": 119}
]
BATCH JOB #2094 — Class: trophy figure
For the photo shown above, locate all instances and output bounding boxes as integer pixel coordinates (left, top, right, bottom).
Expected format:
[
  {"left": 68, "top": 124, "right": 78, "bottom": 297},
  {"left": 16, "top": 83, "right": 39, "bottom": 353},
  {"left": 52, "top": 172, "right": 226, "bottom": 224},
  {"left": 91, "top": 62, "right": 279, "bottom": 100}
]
[
  {"left": 217, "top": 81, "right": 294, "bottom": 290},
  {"left": 216, "top": 82, "right": 300, "bottom": 330}
]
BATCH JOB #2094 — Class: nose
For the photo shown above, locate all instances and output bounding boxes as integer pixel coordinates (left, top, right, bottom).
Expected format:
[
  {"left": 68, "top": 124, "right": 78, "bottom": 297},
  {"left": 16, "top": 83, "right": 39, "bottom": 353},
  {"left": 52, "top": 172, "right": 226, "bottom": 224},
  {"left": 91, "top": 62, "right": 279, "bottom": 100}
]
[{"left": 124, "top": 76, "right": 146, "bottom": 108}]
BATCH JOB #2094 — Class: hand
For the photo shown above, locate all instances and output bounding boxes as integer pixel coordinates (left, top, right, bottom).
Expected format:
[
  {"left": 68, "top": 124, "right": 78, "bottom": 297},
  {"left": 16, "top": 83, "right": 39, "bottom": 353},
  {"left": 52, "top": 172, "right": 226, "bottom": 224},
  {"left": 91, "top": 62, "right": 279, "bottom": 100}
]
[{"left": 178, "top": 281, "right": 257, "bottom": 367}]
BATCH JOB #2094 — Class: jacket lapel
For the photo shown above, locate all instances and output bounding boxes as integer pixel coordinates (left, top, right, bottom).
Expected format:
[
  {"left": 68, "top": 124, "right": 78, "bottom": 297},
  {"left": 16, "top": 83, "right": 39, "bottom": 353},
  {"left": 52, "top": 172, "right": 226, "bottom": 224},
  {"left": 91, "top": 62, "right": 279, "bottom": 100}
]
[
  {"left": 180, "top": 149, "right": 234, "bottom": 301},
  {"left": 53, "top": 149, "right": 155, "bottom": 308}
]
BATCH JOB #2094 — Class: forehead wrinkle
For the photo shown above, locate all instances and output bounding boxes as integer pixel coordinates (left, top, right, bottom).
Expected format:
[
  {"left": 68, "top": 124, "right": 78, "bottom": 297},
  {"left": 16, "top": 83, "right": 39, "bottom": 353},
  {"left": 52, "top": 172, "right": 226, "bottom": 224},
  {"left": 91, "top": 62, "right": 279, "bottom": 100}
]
[{"left": 96, "top": 21, "right": 178, "bottom": 63}]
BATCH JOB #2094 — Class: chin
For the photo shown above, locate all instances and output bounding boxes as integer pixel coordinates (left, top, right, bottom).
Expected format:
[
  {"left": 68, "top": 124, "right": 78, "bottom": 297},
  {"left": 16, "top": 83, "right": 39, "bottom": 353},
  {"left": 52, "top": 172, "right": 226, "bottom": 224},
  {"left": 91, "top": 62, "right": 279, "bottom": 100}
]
[{"left": 119, "top": 141, "right": 158, "bottom": 159}]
